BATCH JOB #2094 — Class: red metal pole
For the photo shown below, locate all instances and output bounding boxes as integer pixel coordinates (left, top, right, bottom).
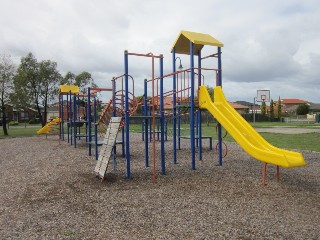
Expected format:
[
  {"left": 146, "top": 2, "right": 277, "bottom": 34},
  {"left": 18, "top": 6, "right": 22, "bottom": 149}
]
[
  {"left": 276, "top": 166, "right": 280, "bottom": 182},
  {"left": 262, "top": 163, "right": 267, "bottom": 186}
]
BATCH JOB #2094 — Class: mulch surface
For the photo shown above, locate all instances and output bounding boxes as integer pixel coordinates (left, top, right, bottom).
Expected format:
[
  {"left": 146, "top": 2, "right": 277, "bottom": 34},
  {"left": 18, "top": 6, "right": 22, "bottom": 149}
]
[{"left": 0, "top": 134, "right": 319, "bottom": 239}]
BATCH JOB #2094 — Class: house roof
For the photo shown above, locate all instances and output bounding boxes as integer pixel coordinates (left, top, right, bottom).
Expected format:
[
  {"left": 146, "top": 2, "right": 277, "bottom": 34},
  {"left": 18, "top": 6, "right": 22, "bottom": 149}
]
[
  {"left": 151, "top": 96, "right": 248, "bottom": 111},
  {"left": 309, "top": 103, "right": 320, "bottom": 110},
  {"left": 229, "top": 102, "right": 249, "bottom": 110},
  {"left": 281, "top": 99, "right": 309, "bottom": 104},
  {"left": 171, "top": 30, "right": 224, "bottom": 55},
  {"left": 235, "top": 101, "right": 253, "bottom": 107}
]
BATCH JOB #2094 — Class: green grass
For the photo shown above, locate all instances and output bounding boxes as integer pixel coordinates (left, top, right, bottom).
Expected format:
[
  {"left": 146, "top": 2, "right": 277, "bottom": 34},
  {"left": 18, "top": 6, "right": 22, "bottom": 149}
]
[
  {"left": 130, "top": 123, "right": 320, "bottom": 152},
  {"left": 0, "top": 124, "right": 42, "bottom": 138},
  {"left": 260, "top": 132, "right": 320, "bottom": 152},
  {"left": 1, "top": 122, "right": 320, "bottom": 152}
]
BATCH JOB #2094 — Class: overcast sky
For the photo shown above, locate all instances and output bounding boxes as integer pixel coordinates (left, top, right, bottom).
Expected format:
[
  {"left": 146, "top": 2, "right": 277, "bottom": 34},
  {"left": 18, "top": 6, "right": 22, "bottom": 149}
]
[{"left": 1, "top": 0, "right": 320, "bottom": 103}]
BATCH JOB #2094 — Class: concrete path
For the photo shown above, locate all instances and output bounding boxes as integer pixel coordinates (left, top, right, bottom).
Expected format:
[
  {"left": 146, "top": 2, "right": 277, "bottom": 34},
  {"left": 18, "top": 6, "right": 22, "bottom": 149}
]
[{"left": 255, "top": 127, "right": 320, "bottom": 134}]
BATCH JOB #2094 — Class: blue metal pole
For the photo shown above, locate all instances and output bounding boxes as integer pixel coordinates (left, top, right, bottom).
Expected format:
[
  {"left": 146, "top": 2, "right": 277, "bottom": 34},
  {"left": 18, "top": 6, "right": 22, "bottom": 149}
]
[
  {"left": 73, "top": 94, "right": 77, "bottom": 148},
  {"left": 172, "top": 48, "right": 177, "bottom": 164},
  {"left": 124, "top": 50, "right": 131, "bottom": 179},
  {"left": 70, "top": 93, "right": 73, "bottom": 145},
  {"left": 190, "top": 42, "right": 196, "bottom": 170},
  {"left": 144, "top": 79, "right": 149, "bottom": 167},
  {"left": 94, "top": 96, "right": 98, "bottom": 160},
  {"left": 198, "top": 50, "right": 202, "bottom": 160},
  {"left": 68, "top": 91, "right": 71, "bottom": 143},
  {"left": 61, "top": 94, "right": 64, "bottom": 140},
  {"left": 88, "top": 87, "right": 92, "bottom": 156},
  {"left": 217, "top": 46, "right": 223, "bottom": 166},
  {"left": 160, "top": 55, "right": 165, "bottom": 174}
]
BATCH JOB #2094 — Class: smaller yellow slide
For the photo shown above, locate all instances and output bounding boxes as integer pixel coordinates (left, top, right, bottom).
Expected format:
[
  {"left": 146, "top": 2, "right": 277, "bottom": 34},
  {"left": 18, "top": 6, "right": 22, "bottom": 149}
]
[
  {"left": 198, "top": 86, "right": 306, "bottom": 168},
  {"left": 37, "top": 118, "right": 61, "bottom": 134}
]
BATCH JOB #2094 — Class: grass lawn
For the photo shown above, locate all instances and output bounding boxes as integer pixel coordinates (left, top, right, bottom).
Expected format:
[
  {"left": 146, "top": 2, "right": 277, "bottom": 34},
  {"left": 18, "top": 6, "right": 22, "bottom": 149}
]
[
  {"left": 0, "top": 124, "right": 42, "bottom": 138},
  {"left": 130, "top": 123, "right": 320, "bottom": 152},
  {"left": 1, "top": 122, "right": 319, "bottom": 152}
]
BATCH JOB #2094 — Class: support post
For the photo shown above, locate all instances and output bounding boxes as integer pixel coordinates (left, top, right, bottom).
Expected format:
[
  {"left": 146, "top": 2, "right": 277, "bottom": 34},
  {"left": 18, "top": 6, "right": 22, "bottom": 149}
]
[
  {"left": 111, "top": 77, "right": 118, "bottom": 163},
  {"left": 88, "top": 87, "right": 92, "bottom": 156},
  {"left": 217, "top": 46, "right": 223, "bottom": 166},
  {"left": 172, "top": 48, "right": 177, "bottom": 164},
  {"left": 198, "top": 50, "right": 202, "bottom": 160},
  {"left": 160, "top": 55, "right": 165, "bottom": 174},
  {"left": 262, "top": 163, "right": 267, "bottom": 186},
  {"left": 94, "top": 96, "right": 98, "bottom": 160},
  {"left": 190, "top": 41, "right": 196, "bottom": 170},
  {"left": 124, "top": 50, "right": 131, "bottom": 179},
  {"left": 144, "top": 79, "right": 149, "bottom": 167},
  {"left": 73, "top": 94, "right": 77, "bottom": 148}
]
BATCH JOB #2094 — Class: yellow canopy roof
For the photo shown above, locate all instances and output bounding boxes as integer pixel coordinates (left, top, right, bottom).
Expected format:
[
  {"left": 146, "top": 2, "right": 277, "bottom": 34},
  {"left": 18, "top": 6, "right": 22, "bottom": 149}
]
[
  {"left": 59, "top": 85, "right": 80, "bottom": 94},
  {"left": 171, "top": 30, "right": 224, "bottom": 55}
]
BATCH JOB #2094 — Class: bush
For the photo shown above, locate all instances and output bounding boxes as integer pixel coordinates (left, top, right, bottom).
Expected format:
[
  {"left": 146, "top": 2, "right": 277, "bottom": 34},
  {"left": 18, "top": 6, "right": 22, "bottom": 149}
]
[
  {"left": 29, "top": 117, "right": 41, "bottom": 124},
  {"left": 9, "top": 121, "right": 19, "bottom": 126},
  {"left": 296, "top": 104, "right": 310, "bottom": 115}
]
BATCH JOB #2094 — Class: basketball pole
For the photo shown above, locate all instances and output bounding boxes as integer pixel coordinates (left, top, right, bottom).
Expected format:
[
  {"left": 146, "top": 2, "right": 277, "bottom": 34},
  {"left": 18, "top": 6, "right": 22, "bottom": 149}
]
[{"left": 253, "top": 97, "right": 256, "bottom": 126}]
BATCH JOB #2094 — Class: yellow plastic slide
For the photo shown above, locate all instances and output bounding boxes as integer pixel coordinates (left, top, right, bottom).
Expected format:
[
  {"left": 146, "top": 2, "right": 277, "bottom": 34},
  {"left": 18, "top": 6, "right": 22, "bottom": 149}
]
[
  {"left": 198, "top": 86, "right": 306, "bottom": 168},
  {"left": 37, "top": 118, "right": 61, "bottom": 134}
]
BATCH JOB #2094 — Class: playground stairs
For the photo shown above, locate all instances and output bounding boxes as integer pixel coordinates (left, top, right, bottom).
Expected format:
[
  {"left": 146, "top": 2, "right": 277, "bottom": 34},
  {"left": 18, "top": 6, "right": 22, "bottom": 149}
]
[
  {"left": 99, "top": 99, "right": 112, "bottom": 125},
  {"left": 37, "top": 118, "right": 61, "bottom": 135},
  {"left": 94, "top": 117, "right": 122, "bottom": 179}
]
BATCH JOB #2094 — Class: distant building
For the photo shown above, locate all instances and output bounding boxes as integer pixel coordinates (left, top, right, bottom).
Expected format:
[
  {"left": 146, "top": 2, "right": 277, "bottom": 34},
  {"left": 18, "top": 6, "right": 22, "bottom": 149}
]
[
  {"left": 0, "top": 104, "right": 37, "bottom": 123},
  {"left": 229, "top": 102, "right": 249, "bottom": 114},
  {"left": 158, "top": 97, "right": 249, "bottom": 114},
  {"left": 309, "top": 103, "right": 320, "bottom": 114},
  {"left": 281, "top": 99, "right": 309, "bottom": 109}
]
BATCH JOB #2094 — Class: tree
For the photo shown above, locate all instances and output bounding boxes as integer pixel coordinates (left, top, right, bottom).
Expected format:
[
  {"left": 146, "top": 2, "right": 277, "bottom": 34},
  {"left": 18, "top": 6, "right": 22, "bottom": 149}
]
[
  {"left": 61, "top": 71, "right": 97, "bottom": 94},
  {"left": 207, "top": 85, "right": 214, "bottom": 100},
  {"left": 13, "top": 53, "right": 61, "bottom": 126},
  {"left": 260, "top": 101, "right": 266, "bottom": 116},
  {"left": 0, "top": 54, "right": 15, "bottom": 136},
  {"left": 277, "top": 97, "right": 282, "bottom": 121},
  {"left": 296, "top": 103, "right": 310, "bottom": 115},
  {"left": 38, "top": 60, "right": 62, "bottom": 124},
  {"left": 270, "top": 99, "right": 274, "bottom": 120}
]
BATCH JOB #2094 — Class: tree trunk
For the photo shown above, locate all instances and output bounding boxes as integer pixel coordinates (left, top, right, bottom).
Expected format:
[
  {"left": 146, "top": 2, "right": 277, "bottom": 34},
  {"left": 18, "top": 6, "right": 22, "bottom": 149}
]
[
  {"left": 36, "top": 102, "right": 44, "bottom": 127},
  {"left": 1, "top": 101, "right": 8, "bottom": 136},
  {"left": 2, "top": 113, "right": 8, "bottom": 136}
]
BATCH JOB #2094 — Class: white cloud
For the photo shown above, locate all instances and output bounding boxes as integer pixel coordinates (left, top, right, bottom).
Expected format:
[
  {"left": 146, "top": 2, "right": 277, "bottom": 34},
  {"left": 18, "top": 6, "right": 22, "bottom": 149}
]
[{"left": 1, "top": 0, "right": 319, "bottom": 103}]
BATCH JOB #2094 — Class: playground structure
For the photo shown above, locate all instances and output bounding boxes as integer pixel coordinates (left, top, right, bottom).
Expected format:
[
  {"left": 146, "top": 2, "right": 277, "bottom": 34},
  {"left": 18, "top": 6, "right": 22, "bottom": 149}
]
[{"left": 48, "top": 30, "right": 306, "bottom": 184}]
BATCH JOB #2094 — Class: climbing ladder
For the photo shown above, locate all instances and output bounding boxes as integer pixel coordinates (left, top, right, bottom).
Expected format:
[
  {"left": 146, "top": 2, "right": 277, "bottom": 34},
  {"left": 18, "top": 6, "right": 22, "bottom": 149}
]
[{"left": 94, "top": 117, "right": 122, "bottom": 179}]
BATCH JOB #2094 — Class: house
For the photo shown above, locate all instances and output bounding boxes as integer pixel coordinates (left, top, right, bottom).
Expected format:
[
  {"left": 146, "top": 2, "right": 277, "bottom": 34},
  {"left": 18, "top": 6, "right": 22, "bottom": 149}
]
[
  {"left": 157, "top": 97, "right": 249, "bottom": 114},
  {"left": 0, "top": 104, "right": 37, "bottom": 122},
  {"left": 279, "top": 98, "right": 310, "bottom": 116},
  {"left": 309, "top": 103, "right": 320, "bottom": 114},
  {"left": 46, "top": 106, "right": 60, "bottom": 122},
  {"left": 46, "top": 102, "right": 86, "bottom": 122},
  {"left": 229, "top": 102, "right": 249, "bottom": 114},
  {"left": 281, "top": 98, "right": 309, "bottom": 109}
]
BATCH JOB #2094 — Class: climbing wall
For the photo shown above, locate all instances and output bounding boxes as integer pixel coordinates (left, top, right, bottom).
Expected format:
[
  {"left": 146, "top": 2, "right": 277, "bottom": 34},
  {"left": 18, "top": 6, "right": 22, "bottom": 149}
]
[{"left": 94, "top": 117, "right": 122, "bottom": 179}]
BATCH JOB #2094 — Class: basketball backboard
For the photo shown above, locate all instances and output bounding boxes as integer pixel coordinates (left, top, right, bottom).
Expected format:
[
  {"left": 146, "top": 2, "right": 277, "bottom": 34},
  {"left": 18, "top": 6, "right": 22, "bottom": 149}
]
[{"left": 257, "top": 90, "right": 270, "bottom": 102}]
